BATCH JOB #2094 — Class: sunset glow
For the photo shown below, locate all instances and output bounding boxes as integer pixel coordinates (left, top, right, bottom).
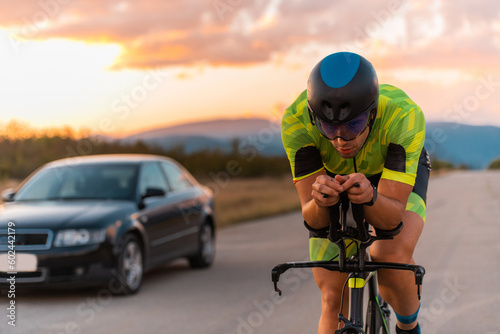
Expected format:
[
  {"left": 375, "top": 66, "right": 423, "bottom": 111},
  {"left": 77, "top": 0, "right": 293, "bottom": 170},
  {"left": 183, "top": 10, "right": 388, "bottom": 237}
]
[{"left": 0, "top": 1, "right": 499, "bottom": 137}]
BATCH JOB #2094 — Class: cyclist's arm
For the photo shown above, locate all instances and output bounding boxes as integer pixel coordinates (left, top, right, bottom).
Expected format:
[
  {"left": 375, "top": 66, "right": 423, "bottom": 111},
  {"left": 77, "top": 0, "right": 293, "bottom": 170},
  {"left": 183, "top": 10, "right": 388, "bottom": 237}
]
[
  {"left": 295, "top": 170, "right": 344, "bottom": 229},
  {"left": 340, "top": 174, "right": 412, "bottom": 230},
  {"left": 360, "top": 89, "right": 424, "bottom": 229},
  {"left": 365, "top": 178, "right": 411, "bottom": 230}
]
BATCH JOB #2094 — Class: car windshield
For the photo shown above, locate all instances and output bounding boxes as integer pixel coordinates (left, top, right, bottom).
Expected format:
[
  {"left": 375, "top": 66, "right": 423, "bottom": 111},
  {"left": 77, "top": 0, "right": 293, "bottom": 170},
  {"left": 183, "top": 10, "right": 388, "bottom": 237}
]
[{"left": 15, "top": 164, "right": 138, "bottom": 201}]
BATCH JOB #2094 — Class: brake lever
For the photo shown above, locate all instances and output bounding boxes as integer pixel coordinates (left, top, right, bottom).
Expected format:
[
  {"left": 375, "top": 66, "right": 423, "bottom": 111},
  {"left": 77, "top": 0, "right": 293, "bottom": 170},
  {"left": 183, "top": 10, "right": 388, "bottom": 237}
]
[
  {"left": 414, "top": 266, "right": 425, "bottom": 300},
  {"left": 272, "top": 265, "right": 289, "bottom": 296},
  {"left": 273, "top": 281, "right": 282, "bottom": 296}
]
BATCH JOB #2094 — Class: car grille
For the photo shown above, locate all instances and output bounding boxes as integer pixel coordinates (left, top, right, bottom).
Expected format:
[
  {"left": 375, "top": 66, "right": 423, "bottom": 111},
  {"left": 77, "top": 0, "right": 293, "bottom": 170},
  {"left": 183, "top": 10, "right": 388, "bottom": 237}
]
[
  {"left": 0, "top": 229, "right": 53, "bottom": 251},
  {"left": 0, "top": 269, "right": 47, "bottom": 283}
]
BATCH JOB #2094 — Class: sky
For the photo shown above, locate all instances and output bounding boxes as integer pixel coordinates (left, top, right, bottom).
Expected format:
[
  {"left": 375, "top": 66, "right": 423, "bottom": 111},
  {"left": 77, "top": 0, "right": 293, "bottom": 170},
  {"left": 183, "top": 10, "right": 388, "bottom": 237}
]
[{"left": 0, "top": 0, "right": 499, "bottom": 137}]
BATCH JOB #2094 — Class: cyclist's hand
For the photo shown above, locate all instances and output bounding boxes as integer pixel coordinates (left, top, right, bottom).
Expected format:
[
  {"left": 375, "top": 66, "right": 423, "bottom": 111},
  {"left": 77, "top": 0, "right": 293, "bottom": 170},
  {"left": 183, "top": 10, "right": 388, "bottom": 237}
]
[
  {"left": 311, "top": 175, "right": 343, "bottom": 206},
  {"left": 336, "top": 173, "right": 374, "bottom": 204}
]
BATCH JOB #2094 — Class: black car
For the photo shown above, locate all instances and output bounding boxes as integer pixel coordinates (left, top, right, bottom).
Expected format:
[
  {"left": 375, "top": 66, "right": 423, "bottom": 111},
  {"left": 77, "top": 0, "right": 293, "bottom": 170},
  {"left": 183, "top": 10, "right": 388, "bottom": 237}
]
[{"left": 0, "top": 154, "right": 216, "bottom": 294}]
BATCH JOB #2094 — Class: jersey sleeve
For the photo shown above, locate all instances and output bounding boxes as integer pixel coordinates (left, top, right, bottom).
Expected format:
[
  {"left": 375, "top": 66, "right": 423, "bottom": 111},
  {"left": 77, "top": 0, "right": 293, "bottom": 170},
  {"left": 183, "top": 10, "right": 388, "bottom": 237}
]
[
  {"left": 281, "top": 91, "right": 325, "bottom": 182},
  {"left": 379, "top": 86, "right": 426, "bottom": 186}
]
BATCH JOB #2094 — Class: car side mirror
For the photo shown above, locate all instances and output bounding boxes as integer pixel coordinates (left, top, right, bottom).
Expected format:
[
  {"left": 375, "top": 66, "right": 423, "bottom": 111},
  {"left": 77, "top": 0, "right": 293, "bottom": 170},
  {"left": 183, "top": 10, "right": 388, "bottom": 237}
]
[
  {"left": 138, "top": 187, "right": 166, "bottom": 210},
  {"left": 1, "top": 188, "right": 15, "bottom": 202},
  {"left": 142, "top": 188, "right": 166, "bottom": 200}
]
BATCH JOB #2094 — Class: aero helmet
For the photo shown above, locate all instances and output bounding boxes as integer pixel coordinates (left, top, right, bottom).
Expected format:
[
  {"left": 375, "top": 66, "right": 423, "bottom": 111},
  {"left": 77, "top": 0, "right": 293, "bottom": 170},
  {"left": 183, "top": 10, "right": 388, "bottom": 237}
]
[{"left": 307, "top": 52, "right": 379, "bottom": 141}]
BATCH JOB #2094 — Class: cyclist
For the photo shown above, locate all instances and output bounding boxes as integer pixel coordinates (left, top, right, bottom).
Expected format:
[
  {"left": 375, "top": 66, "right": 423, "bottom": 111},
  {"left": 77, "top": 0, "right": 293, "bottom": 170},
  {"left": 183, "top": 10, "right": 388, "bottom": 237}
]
[{"left": 281, "top": 52, "right": 430, "bottom": 334}]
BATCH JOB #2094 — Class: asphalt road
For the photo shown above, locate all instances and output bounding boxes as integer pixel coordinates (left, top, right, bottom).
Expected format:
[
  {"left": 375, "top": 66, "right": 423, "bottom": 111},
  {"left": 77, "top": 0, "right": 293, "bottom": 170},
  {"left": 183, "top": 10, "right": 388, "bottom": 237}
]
[{"left": 1, "top": 170, "right": 500, "bottom": 333}]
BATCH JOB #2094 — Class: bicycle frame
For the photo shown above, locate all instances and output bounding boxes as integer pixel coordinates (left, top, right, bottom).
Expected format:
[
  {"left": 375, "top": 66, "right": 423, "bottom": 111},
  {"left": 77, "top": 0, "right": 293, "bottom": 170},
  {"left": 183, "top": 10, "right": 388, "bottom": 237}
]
[{"left": 271, "top": 194, "right": 425, "bottom": 333}]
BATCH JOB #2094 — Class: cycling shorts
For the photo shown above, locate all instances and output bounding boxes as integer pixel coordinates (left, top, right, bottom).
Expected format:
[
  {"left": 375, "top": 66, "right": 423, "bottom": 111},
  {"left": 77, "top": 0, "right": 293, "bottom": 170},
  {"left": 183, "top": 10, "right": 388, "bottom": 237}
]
[{"left": 309, "top": 148, "right": 431, "bottom": 261}]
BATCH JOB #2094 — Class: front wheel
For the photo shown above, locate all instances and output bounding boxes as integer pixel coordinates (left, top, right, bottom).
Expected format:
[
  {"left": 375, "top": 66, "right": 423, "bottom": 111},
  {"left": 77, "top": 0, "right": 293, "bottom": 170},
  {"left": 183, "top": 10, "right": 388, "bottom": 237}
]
[
  {"left": 365, "top": 296, "right": 391, "bottom": 334},
  {"left": 365, "top": 274, "right": 391, "bottom": 334},
  {"left": 188, "top": 221, "right": 215, "bottom": 268},
  {"left": 112, "top": 234, "right": 144, "bottom": 295}
]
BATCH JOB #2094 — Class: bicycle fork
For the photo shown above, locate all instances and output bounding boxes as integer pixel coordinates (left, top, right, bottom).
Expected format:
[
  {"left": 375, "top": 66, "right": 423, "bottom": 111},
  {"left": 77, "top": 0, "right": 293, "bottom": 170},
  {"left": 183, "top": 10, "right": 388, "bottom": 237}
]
[{"left": 335, "top": 273, "right": 366, "bottom": 334}]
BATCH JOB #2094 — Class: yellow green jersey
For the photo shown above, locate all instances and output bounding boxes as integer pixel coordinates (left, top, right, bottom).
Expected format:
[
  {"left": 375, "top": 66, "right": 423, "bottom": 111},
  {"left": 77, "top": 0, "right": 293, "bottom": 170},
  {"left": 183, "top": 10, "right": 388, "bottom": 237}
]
[{"left": 281, "top": 84, "right": 426, "bottom": 186}]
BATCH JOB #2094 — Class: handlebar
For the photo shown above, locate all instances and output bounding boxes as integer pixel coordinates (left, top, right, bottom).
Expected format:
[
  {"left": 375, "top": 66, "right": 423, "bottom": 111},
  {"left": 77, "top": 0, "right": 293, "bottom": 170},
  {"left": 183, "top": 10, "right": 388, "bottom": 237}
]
[
  {"left": 272, "top": 186, "right": 425, "bottom": 298},
  {"left": 272, "top": 260, "right": 425, "bottom": 299},
  {"left": 327, "top": 188, "right": 403, "bottom": 272}
]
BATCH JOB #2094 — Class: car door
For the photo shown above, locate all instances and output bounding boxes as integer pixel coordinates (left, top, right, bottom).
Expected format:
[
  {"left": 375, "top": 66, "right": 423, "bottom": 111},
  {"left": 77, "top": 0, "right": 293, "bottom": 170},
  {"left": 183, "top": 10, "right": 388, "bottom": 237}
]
[
  {"left": 160, "top": 161, "right": 203, "bottom": 252},
  {"left": 137, "top": 162, "right": 192, "bottom": 265}
]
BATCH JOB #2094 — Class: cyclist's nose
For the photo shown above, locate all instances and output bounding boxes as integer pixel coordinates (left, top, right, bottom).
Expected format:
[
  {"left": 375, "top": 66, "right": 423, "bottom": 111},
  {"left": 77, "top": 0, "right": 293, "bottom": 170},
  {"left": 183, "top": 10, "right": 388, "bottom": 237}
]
[{"left": 331, "top": 137, "right": 348, "bottom": 145}]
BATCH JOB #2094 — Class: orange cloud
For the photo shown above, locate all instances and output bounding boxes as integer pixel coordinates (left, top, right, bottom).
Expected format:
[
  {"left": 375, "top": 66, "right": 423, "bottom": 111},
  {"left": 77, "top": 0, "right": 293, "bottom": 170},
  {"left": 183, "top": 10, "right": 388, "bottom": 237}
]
[{"left": 0, "top": 0, "right": 498, "bottom": 72}]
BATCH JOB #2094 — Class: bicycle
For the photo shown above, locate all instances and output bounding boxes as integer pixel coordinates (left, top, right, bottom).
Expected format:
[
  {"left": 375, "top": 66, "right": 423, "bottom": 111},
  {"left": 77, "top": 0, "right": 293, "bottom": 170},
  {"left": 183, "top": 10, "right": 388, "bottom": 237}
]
[{"left": 271, "top": 191, "right": 425, "bottom": 333}]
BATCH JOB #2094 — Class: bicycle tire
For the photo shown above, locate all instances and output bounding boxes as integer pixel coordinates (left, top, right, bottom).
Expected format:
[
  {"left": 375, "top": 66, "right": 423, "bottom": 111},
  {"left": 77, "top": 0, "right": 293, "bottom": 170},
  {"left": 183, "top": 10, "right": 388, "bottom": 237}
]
[{"left": 364, "top": 275, "right": 390, "bottom": 334}]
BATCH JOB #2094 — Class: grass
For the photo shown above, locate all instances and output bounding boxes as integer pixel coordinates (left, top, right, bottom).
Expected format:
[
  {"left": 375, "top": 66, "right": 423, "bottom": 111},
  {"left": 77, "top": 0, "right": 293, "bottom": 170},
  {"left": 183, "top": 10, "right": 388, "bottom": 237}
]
[{"left": 203, "top": 175, "right": 302, "bottom": 228}]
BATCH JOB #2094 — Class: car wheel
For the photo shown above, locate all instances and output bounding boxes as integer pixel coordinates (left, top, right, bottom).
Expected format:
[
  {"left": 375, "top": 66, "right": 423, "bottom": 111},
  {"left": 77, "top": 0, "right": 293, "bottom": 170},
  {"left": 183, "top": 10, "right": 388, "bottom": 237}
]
[
  {"left": 113, "top": 234, "right": 144, "bottom": 295},
  {"left": 188, "top": 221, "right": 215, "bottom": 269}
]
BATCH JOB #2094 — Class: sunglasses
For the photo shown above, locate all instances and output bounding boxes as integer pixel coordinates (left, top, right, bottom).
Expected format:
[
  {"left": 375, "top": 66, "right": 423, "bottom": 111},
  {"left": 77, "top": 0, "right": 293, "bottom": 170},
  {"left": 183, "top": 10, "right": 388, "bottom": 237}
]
[{"left": 308, "top": 100, "right": 375, "bottom": 141}]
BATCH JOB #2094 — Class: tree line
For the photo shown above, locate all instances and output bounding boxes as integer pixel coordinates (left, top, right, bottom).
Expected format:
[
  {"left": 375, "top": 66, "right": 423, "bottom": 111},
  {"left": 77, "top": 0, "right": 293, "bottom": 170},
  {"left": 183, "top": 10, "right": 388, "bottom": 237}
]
[
  {"left": 431, "top": 156, "right": 500, "bottom": 170},
  {"left": 488, "top": 158, "right": 500, "bottom": 169},
  {"left": 0, "top": 134, "right": 292, "bottom": 182},
  {"left": 3, "top": 120, "right": 495, "bottom": 183}
]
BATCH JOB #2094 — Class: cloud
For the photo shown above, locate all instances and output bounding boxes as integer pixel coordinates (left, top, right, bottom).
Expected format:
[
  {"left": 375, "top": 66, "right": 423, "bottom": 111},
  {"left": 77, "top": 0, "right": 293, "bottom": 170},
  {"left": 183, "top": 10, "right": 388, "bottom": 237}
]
[{"left": 0, "top": 0, "right": 499, "bottom": 71}]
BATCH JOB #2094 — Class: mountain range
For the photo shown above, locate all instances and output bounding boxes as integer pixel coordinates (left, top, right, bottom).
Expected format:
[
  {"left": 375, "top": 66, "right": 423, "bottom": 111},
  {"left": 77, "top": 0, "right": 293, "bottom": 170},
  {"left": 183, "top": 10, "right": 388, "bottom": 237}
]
[
  {"left": 120, "top": 118, "right": 500, "bottom": 169},
  {"left": 424, "top": 122, "right": 500, "bottom": 169},
  {"left": 121, "top": 118, "right": 285, "bottom": 155}
]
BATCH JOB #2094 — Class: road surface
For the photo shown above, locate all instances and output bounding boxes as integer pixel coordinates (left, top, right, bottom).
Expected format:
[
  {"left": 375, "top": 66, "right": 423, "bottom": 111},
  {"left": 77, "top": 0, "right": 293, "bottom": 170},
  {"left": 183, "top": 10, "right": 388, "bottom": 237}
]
[{"left": 1, "top": 170, "right": 500, "bottom": 333}]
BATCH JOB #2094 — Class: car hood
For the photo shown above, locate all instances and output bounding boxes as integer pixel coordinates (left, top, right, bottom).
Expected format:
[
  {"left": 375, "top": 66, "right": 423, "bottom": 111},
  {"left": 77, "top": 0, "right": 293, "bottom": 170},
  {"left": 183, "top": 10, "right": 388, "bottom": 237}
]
[{"left": 0, "top": 200, "right": 138, "bottom": 230}]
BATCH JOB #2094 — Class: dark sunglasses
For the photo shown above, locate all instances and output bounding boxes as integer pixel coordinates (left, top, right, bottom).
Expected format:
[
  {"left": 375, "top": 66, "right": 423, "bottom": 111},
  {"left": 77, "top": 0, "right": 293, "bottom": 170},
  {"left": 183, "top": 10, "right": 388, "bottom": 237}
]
[{"left": 308, "top": 100, "right": 375, "bottom": 141}]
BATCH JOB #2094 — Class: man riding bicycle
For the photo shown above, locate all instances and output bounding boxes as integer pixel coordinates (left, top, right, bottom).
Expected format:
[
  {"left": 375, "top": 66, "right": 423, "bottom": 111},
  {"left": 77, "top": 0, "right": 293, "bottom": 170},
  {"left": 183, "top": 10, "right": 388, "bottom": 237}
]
[{"left": 281, "top": 52, "right": 430, "bottom": 334}]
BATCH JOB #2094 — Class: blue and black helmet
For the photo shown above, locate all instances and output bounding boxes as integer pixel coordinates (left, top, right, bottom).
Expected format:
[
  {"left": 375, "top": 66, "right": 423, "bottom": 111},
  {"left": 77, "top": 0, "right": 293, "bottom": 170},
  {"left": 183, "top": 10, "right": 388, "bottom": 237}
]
[{"left": 307, "top": 52, "right": 379, "bottom": 125}]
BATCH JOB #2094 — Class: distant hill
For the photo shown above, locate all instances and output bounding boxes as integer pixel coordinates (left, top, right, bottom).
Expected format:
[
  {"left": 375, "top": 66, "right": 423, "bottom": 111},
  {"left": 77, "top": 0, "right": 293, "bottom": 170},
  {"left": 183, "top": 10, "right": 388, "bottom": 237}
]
[
  {"left": 125, "top": 118, "right": 280, "bottom": 140},
  {"left": 424, "top": 122, "right": 500, "bottom": 169},
  {"left": 120, "top": 118, "right": 500, "bottom": 169},
  {"left": 121, "top": 118, "right": 284, "bottom": 155}
]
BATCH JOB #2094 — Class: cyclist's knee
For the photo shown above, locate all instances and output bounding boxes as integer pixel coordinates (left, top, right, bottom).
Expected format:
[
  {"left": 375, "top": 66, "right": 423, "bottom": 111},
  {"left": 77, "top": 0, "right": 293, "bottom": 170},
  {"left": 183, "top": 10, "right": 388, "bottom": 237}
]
[
  {"left": 320, "top": 289, "right": 343, "bottom": 312},
  {"left": 371, "top": 248, "right": 413, "bottom": 263},
  {"left": 370, "top": 221, "right": 421, "bottom": 263},
  {"left": 313, "top": 269, "right": 348, "bottom": 313}
]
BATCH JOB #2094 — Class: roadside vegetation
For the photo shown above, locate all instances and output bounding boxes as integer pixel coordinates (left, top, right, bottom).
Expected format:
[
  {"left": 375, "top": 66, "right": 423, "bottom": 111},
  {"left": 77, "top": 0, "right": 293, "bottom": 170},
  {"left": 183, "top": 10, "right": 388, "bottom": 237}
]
[
  {"left": 0, "top": 121, "right": 298, "bottom": 227},
  {"left": 210, "top": 176, "right": 300, "bottom": 228},
  {"left": 0, "top": 122, "right": 291, "bottom": 181},
  {"left": 3, "top": 121, "right": 488, "bottom": 226},
  {"left": 429, "top": 156, "right": 468, "bottom": 176},
  {"left": 488, "top": 157, "right": 500, "bottom": 169}
]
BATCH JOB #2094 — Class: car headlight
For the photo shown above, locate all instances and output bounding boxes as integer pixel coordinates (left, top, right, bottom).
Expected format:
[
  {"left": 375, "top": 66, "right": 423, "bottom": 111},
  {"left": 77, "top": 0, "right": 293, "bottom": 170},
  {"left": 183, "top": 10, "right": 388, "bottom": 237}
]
[{"left": 54, "top": 229, "right": 106, "bottom": 247}]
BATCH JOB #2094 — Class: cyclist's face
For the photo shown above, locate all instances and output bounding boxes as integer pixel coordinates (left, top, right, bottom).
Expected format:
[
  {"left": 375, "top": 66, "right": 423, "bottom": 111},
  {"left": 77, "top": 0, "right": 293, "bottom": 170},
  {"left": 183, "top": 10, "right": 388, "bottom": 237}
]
[{"left": 330, "top": 126, "right": 370, "bottom": 159}]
